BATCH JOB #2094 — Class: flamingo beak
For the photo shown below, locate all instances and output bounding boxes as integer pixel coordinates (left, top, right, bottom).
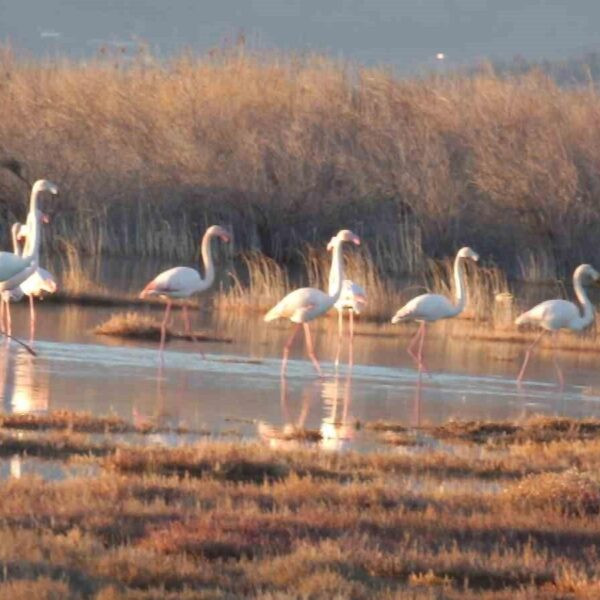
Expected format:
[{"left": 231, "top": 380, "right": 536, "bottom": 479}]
[
  {"left": 352, "top": 235, "right": 361, "bottom": 246},
  {"left": 42, "top": 213, "right": 51, "bottom": 224},
  {"left": 220, "top": 233, "right": 231, "bottom": 243}
]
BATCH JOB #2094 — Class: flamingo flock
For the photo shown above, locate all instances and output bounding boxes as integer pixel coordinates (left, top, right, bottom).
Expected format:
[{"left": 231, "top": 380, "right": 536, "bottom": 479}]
[{"left": 1, "top": 179, "right": 599, "bottom": 389}]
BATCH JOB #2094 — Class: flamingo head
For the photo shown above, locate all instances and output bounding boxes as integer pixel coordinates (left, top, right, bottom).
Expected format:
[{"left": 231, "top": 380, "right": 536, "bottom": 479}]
[
  {"left": 328, "top": 229, "right": 360, "bottom": 250},
  {"left": 457, "top": 246, "right": 479, "bottom": 262},
  {"left": 206, "top": 225, "right": 231, "bottom": 243},
  {"left": 32, "top": 179, "right": 58, "bottom": 196},
  {"left": 575, "top": 264, "right": 600, "bottom": 284},
  {"left": 12, "top": 223, "right": 24, "bottom": 241}
]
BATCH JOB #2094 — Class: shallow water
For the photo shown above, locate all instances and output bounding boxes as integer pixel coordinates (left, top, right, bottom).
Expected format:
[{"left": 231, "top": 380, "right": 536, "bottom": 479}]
[{"left": 1, "top": 300, "right": 600, "bottom": 455}]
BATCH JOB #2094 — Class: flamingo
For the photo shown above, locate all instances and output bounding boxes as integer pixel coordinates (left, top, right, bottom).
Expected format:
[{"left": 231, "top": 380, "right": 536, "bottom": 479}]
[
  {"left": 0, "top": 180, "right": 57, "bottom": 294},
  {"left": 264, "top": 229, "right": 360, "bottom": 377},
  {"left": 391, "top": 246, "right": 479, "bottom": 374},
  {"left": 139, "top": 225, "right": 231, "bottom": 359},
  {"left": 326, "top": 234, "right": 366, "bottom": 368},
  {"left": 1, "top": 216, "right": 57, "bottom": 341},
  {"left": 514, "top": 264, "right": 599, "bottom": 387}
]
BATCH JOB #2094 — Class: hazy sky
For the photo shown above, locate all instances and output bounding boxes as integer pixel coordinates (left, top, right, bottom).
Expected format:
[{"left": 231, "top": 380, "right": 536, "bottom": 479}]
[{"left": 1, "top": 1, "right": 599, "bottom": 71}]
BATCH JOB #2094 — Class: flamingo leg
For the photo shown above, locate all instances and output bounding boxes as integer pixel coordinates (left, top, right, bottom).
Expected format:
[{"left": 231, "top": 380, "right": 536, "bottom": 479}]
[
  {"left": 303, "top": 322, "right": 323, "bottom": 377},
  {"left": 414, "top": 369, "right": 423, "bottom": 428},
  {"left": 334, "top": 309, "right": 343, "bottom": 370},
  {"left": 416, "top": 322, "right": 431, "bottom": 375},
  {"left": 159, "top": 301, "right": 172, "bottom": 362},
  {"left": 29, "top": 295, "right": 35, "bottom": 343},
  {"left": 348, "top": 309, "right": 355, "bottom": 370},
  {"left": 281, "top": 323, "right": 301, "bottom": 376},
  {"left": 551, "top": 331, "right": 565, "bottom": 390},
  {"left": 406, "top": 324, "right": 422, "bottom": 366},
  {"left": 182, "top": 305, "right": 205, "bottom": 360},
  {"left": 516, "top": 329, "right": 546, "bottom": 384},
  {"left": 0, "top": 299, "right": 5, "bottom": 335},
  {"left": 5, "top": 300, "right": 12, "bottom": 338}
]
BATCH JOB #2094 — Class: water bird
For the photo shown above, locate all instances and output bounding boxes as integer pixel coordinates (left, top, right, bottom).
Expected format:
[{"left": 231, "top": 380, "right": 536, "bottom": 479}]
[
  {"left": 0, "top": 181, "right": 57, "bottom": 337},
  {"left": 139, "top": 225, "right": 231, "bottom": 360},
  {"left": 514, "top": 264, "right": 600, "bottom": 387},
  {"left": 264, "top": 229, "right": 360, "bottom": 377},
  {"left": 391, "top": 246, "right": 479, "bottom": 374},
  {"left": 327, "top": 236, "right": 366, "bottom": 369}
]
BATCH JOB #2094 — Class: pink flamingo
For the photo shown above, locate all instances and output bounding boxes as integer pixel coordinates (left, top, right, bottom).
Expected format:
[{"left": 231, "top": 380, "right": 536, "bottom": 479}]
[
  {"left": 391, "top": 246, "right": 479, "bottom": 375},
  {"left": 515, "top": 264, "right": 599, "bottom": 388},
  {"left": 139, "top": 225, "right": 231, "bottom": 360},
  {"left": 264, "top": 229, "right": 360, "bottom": 377}
]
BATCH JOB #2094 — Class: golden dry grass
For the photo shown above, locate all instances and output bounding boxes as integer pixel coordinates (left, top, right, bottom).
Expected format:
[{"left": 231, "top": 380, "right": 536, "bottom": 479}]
[
  {"left": 2, "top": 47, "right": 600, "bottom": 281},
  {"left": 94, "top": 312, "right": 232, "bottom": 343}
]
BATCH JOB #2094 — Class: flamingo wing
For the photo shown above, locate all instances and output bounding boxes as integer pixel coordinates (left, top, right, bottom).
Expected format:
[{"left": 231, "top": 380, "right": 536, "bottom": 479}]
[
  {"left": 140, "top": 267, "right": 202, "bottom": 299},
  {"left": 392, "top": 293, "right": 456, "bottom": 323},
  {"left": 20, "top": 267, "right": 57, "bottom": 296}
]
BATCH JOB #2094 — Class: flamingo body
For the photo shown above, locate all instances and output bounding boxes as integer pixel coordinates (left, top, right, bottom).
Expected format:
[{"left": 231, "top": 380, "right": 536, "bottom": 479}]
[
  {"left": 392, "top": 293, "right": 458, "bottom": 323},
  {"left": 20, "top": 267, "right": 57, "bottom": 297},
  {"left": 140, "top": 266, "right": 205, "bottom": 299},
  {"left": 515, "top": 299, "right": 586, "bottom": 332},
  {"left": 264, "top": 287, "right": 331, "bottom": 323}
]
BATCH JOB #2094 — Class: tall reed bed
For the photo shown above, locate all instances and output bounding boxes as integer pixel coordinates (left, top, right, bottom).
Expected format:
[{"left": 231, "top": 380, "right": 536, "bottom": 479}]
[{"left": 2, "top": 46, "right": 600, "bottom": 279}]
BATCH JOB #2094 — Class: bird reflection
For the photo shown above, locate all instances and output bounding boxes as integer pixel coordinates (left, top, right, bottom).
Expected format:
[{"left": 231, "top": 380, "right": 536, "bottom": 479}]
[
  {"left": 132, "top": 366, "right": 185, "bottom": 445},
  {"left": 320, "top": 374, "right": 356, "bottom": 451},
  {"left": 257, "top": 377, "right": 321, "bottom": 449},
  {"left": 0, "top": 345, "right": 48, "bottom": 414}
]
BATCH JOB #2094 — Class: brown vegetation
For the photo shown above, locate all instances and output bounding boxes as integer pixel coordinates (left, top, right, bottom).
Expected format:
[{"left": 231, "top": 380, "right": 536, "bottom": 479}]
[
  {"left": 1, "top": 47, "right": 600, "bottom": 281},
  {"left": 1, "top": 413, "right": 600, "bottom": 597},
  {"left": 94, "top": 312, "right": 232, "bottom": 343}
]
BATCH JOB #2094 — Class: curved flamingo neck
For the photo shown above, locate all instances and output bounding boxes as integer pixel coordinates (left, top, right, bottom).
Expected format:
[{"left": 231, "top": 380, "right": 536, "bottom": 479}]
[
  {"left": 22, "top": 210, "right": 41, "bottom": 262},
  {"left": 452, "top": 254, "right": 467, "bottom": 316},
  {"left": 573, "top": 270, "right": 594, "bottom": 329},
  {"left": 328, "top": 242, "right": 345, "bottom": 304},
  {"left": 200, "top": 230, "right": 216, "bottom": 289}
]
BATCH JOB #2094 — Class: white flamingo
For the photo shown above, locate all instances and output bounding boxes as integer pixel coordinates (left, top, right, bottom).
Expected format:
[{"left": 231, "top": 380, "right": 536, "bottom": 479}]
[
  {"left": 0, "top": 181, "right": 57, "bottom": 337},
  {"left": 1, "top": 217, "right": 57, "bottom": 341},
  {"left": 264, "top": 229, "right": 360, "bottom": 377},
  {"left": 139, "top": 225, "right": 231, "bottom": 359},
  {"left": 0, "top": 180, "right": 57, "bottom": 293},
  {"left": 391, "top": 246, "right": 479, "bottom": 374},
  {"left": 326, "top": 235, "right": 367, "bottom": 368},
  {"left": 515, "top": 264, "right": 599, "bottom": 387}
]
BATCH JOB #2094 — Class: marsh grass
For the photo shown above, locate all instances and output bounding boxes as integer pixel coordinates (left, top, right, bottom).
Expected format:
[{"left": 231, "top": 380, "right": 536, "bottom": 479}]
[
  {"left": 94, "top": 312, "right": 232, "bottom": 343},
  {"left": 2, "top": 415, "right": 600, "bottom": 597},
  {"left": 4, "top": 48, "right": 600, "bottom": 281}
]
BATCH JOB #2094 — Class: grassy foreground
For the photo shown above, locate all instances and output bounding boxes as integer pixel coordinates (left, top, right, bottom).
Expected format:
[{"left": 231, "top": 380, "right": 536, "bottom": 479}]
[{"left": 1, "top": 413, "right": 600, "bottom": 597}]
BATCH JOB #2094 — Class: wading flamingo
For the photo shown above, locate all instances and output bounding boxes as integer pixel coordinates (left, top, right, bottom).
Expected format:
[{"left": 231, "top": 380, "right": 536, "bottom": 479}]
[
  {"left": 1, "top": 217, "right": 57, "bottom": 341},
  {"left": 139, "top": 225, "right": 231, "bottom": 360},
  {"left": 0, "top": 180, "right": 57, "bottom": 294},
  {"left": 264, "top": 229, "right": 360, "bottom": 377},
  {"left": 515, "top": 264, "right": 599, "bottom": 388},
  {"left": 391, "top": 246, "right": 479, "bottom": 374},
  {"left": 327, "top": 235, "right": 367, "bottom": 369}
]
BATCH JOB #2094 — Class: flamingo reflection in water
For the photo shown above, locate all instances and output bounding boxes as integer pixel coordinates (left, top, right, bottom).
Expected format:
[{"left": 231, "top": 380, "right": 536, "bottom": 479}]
[{"left": 320, "top": 374, "right": 357, "bottom": 451}]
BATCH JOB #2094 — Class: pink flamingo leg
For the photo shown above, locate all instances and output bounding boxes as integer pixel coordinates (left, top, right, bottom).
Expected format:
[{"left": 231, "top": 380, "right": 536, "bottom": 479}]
[
  {"left": 182, "top": 305, "right": 205, "bottom": 360},
  {"left": 516, "top": 329, "right": 546, "bottom": 384},
  {"left": 407, "top": 322, "right": 431, "bottom": 377},
  {"left": 29, "top": 295, "right": 35, "bottom": 343},
  {"left": 0, "top": 299, "right": 5, "bottom": 335},
  {"left": 413, "top": 370, "right": 423, "bottom": 428},
  {"left": 159, "top": 300, "right": 172, "bottom": 362},
  {"left": 416, "top": 322, "right": 432, "bottom": 376},
  {"left": 5, "top": 301, "right": 12, "bottom": 338},
  {"left": 334, "top": 309, "right": 343, "bottom": 370},
  {"left": 303, "top": 322, "right": 323, "bottom": 377},
  {"left": 551, "top": 331, "right": 564, "bottom": 390},
  {"left": 406, "top": 324, "right": 422, "bottom": 365},
  {"left": 281, "top": 323, "right": 301, "bottom": 376},
  {"left": 348, "top": 309, "right": 355, "bottom": 370}
]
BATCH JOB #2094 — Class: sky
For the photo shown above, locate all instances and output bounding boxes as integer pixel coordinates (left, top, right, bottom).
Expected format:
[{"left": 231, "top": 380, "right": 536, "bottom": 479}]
[{"left": 0, "top": 0, "right": 599, "bottom": 71}]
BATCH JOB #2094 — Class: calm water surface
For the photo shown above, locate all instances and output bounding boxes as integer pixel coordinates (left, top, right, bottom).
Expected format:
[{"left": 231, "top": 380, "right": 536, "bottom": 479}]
[{"left": 1, "top": 299, "right": 600, "bottom": 456}]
